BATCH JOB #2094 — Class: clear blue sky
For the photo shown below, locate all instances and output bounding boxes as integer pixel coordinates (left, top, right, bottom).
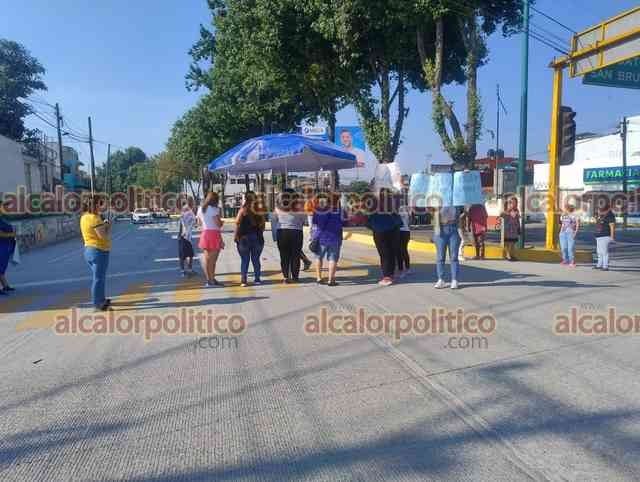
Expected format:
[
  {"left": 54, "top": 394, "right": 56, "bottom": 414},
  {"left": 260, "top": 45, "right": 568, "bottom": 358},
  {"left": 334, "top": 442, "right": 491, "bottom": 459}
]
[{"left": 2, "top": 0, "right": 639, "bottom": 174}]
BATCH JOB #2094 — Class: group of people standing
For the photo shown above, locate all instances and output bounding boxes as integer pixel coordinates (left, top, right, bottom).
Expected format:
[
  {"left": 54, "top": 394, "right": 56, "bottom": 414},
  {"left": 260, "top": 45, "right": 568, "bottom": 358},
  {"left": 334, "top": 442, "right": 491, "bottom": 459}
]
[{"left": 71, "top": 189, "right": 621, "bottom": 312}]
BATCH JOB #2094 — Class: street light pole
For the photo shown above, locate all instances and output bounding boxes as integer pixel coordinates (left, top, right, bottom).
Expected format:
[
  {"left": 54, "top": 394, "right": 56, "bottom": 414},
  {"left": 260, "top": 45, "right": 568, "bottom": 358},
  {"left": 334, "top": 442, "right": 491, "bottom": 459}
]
[{"left": 517, "top": 0, "right": 530, "bottom": 249}]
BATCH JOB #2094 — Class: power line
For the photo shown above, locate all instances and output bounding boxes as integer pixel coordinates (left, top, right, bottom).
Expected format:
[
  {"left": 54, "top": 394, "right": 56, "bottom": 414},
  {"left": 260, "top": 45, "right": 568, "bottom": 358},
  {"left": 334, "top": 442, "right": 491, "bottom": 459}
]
[
  {"left": 525, "top": 29, "right": 570, "bottom": 55},
  {"left": 61, "top": 115, "right": 91, "bottom": 139},
  {"left": 530, "top": 5, "right": 577, "bottom": 34},
  {"left": 30, "top": 111, "right": 59, "bottom": 131},
  {"left": 25, "top": 96, "right": 56, "bottom": 109},
  {"left": 529, "top": 27, "right": 569, "bottom": 53},
  {"left": 434, "top": 0, "right": 572, "bottom": 56},
  {"left": 530, "top": 21, "right": 570, "bottom": 47}
]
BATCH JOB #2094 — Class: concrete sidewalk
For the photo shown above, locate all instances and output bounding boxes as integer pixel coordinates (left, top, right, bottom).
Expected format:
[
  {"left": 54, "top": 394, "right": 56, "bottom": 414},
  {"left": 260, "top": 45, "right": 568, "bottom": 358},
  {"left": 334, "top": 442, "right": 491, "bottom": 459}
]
[{"left": 343, "top": 223, "right": 640, "bottom": 263}]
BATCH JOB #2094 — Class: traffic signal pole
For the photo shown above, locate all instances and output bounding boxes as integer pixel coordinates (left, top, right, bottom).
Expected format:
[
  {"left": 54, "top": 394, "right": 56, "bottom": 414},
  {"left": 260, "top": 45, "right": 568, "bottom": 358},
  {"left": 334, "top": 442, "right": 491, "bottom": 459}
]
[
  {"left": 543, "top": 6, "right": 640, "bottom": 250},
  {"left": 621, "top": 117, "right": 628, "bottom": 229},
  {"left": 545, "top": 66, "right": 564, "bottom": 250},
  {"left": 517, "top": 0, "right": 530, "bottom": 249}
]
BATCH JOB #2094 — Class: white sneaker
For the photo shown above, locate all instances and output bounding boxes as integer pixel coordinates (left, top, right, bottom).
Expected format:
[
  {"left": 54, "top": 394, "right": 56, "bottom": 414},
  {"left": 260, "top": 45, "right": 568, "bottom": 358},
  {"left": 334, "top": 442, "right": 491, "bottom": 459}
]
[
  {"left": 450, "top": 280, "right": 459, "bottom": 290},
  {"left": 434, "top": 279, "right": 446, "bottom": 289}
]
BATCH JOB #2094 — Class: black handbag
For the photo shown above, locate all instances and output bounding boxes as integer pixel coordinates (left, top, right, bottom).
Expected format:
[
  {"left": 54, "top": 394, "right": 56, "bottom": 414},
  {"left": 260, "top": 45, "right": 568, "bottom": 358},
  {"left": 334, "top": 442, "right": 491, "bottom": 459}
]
[{"left": 308, "top": 238, "right": 321, "bottom": 255}]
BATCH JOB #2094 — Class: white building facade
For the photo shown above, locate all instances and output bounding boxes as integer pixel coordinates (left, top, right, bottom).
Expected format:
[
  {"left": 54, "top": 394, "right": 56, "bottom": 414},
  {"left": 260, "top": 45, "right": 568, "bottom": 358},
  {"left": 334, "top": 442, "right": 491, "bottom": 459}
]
[
  {"left": 0, "top": 134, "right": 42, "bottom": 195},
  {"left": 534, "top": 115, "right": 640, "bottom": 193}
]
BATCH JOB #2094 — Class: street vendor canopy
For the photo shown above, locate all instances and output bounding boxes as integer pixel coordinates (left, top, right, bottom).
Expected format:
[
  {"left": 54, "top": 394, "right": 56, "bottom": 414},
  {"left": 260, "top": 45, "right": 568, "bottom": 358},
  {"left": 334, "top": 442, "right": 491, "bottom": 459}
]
[{"left": 207, "top": 134, "right": 357, "bottom": 175}]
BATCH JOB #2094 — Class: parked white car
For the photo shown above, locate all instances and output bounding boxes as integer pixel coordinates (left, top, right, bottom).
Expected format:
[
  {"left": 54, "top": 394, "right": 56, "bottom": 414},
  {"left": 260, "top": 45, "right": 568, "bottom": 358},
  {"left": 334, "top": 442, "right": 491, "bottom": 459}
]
[{"left": 131, "top": 208, "right": 153, "bottom": 224}]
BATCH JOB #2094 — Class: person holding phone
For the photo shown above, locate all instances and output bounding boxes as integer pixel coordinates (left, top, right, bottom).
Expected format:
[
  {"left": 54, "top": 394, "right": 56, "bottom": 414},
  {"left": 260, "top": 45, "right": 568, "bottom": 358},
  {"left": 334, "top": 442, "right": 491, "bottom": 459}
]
[{"left": 80, "top": 197, "right": 112, "bottom": 311}]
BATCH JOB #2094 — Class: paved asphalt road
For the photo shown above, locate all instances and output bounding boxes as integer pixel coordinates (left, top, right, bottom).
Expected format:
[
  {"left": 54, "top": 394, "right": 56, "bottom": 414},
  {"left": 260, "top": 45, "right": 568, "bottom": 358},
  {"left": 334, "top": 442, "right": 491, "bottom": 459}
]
[{"left": 1, "top": 220, "right": 640, "bottom": 481}]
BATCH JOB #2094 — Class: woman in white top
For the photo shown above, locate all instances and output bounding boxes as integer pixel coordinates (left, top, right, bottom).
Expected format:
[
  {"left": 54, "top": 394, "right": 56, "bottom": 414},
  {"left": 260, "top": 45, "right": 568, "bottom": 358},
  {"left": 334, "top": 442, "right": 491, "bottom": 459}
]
[{"left": 196, "top": 192, "right": 224, "bottom": 287}]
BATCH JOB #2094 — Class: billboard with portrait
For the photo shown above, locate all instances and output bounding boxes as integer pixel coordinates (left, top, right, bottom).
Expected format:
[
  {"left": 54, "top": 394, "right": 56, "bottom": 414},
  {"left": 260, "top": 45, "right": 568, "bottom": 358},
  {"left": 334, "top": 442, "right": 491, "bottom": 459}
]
[{"left": 335, "top": 126, "right": 366, "bottom": 169}]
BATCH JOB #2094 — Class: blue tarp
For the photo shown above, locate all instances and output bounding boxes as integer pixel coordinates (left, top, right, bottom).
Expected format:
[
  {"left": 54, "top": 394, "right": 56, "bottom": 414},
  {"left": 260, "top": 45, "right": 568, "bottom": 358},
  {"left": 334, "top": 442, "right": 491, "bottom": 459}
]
[{"left": 208, "top": 134, "right": 357, "bottom": 175}]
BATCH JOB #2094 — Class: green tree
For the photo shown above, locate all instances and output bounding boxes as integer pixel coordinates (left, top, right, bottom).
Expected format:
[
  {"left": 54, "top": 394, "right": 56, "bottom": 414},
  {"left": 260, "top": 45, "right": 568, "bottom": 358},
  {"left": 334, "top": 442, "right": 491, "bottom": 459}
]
[
  {"left": 418, "top": 0, "right": 525, "bottom": 167},
  {"left": 154, "top": 151, "right": 182, "bottom": 193},
  {"left": 167, "top": 95, "right": 234, "bottom": 201},
  {"left": 189, "top": 0, "right": 363, "bottom": 141},
  {"left": 189, "top": 1, "right": 300, "bottom": 134},
  {"left": 310, "top": 0, "right": 466, "bottom": 165},
  {"left": 127, "top": 161, "right": 157, "bottom": 190},
  {"left": 97, "top": 146, "right": 148, "bottom": 193},
  {"left": 0, "top": 39, "right": 47, "bottom": 141}
]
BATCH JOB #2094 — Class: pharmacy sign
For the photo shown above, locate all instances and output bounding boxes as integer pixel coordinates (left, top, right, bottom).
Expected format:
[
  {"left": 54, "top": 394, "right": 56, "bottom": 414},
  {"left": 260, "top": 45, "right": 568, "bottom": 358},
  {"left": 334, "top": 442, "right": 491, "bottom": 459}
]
[{"left": 583, "top": 165, "right": 640, "bottom": 184}]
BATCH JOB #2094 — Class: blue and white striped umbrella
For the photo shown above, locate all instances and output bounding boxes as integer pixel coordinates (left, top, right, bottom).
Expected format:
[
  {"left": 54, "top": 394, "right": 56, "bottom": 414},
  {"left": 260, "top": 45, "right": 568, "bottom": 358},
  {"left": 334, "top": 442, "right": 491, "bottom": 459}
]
[{"left": 207, "top": 134, "right": 357, "bottom": 175}]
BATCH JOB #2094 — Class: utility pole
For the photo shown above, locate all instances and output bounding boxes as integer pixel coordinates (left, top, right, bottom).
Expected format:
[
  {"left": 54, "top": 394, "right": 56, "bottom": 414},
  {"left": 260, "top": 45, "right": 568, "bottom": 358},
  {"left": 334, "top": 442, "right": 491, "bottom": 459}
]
[
  {"left": 106, "top": 143, "right": 111, "bottom": 195},
  {"left": 495, "top": 84, "right": 507, "bottom": 157},
  {"left": 496, "top": 85, "right": 500, "bottom": 155},
  {"left": 55, "top": 103, "right": 65, "bottom": 187},
  {"left": 105, "top": 143, "right": 111, "bottom": 219},
  {"left": 517, "top": 0, "right": 530, "bottom": 249},
  {"left": 88, "top": 116, "right": 96, "bottom": 195},
  {"left": 621, "top": 116, "right": 628, "bottom": 229}
]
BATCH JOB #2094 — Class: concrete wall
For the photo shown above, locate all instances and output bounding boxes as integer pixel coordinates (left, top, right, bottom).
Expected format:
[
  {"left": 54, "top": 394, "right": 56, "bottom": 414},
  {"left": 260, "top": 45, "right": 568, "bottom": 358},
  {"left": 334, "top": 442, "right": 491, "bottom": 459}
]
[
  {"left": 0, "top": 135, "right": 28, "bottom": 195},
  {"left": 12, "top": 214, "right": 81, "bottom": 253}
]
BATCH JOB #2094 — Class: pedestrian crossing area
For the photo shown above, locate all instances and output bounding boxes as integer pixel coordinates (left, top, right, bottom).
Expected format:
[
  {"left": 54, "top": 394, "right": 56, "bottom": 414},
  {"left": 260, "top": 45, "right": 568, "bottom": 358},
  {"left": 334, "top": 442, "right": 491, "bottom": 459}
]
[{"left": 1, "top": 253, "right": 381, "bottom": 335}]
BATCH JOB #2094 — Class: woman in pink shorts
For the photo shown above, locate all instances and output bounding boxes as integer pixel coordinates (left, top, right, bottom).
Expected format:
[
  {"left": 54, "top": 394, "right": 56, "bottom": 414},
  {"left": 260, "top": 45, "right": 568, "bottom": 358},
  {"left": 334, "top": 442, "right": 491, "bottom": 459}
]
[{"left": 197, "top": 192, "right": 225, "bottom": 287}]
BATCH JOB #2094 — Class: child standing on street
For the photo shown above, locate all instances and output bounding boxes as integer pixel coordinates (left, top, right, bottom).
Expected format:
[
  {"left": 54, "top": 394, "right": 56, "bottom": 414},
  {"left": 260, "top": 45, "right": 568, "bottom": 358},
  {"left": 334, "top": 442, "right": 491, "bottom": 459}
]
[
  {"left": 178, "top": 203, "right": 196, "bottom": 276},
  {"left": 397, "top": 204, "right": 411, "bottom": 277}
]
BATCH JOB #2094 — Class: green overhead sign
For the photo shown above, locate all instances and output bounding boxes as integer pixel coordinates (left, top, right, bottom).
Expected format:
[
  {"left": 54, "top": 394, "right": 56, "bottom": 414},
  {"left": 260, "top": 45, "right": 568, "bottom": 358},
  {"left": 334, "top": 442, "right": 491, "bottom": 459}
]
[
  {"left": 583, "top": 57, "right": 640, "bottom": 90},
  {"left": 583, "top": 165, "right": 640, "bottom": 184}
]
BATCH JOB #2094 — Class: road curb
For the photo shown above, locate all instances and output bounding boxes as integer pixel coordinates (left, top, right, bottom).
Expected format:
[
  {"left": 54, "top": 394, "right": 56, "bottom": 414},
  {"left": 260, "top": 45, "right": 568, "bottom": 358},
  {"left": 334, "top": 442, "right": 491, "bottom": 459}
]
[{"left": 343, "top": 230, "right": 592, "bottom": 263}]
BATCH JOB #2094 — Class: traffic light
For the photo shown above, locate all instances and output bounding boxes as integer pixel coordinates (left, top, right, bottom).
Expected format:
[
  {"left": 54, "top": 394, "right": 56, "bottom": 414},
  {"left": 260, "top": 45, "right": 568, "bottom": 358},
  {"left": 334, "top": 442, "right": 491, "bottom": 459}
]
[{"left": 559, "top": 106, "right": 576, "bottom": 165}]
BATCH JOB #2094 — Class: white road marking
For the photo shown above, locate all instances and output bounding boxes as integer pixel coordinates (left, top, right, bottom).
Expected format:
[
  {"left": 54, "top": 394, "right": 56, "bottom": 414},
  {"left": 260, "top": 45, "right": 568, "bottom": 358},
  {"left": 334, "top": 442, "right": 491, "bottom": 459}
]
[
  {"left": 47, "top": 228, "right": 133, "bottom": 264},
  {"left": 15, "top": 267, "right": 180, "bottom": 288}
]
